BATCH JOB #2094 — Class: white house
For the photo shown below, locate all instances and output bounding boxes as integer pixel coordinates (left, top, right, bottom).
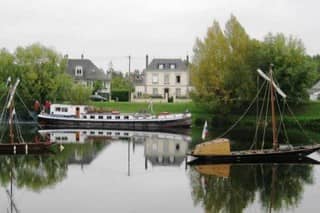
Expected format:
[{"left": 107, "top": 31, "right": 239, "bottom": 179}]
[
  {"left": 133, "top": 55, "right": 192, "bottom": 101},
  {"left": 309, "top": 80, "right": 320, "bottom": 101}
]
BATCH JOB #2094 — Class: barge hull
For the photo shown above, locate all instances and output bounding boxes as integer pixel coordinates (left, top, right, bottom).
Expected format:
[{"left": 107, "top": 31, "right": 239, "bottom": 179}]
[{"left": 38, "top": 116, "right": 192, "bottom": 130}]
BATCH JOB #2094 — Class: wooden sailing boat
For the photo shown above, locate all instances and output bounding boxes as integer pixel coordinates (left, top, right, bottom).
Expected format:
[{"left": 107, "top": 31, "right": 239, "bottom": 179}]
[
  {"left": 0, "top": 78, "right": 55, "bottom": 154},
  {"left": 189, "top": 65, "right": 320, "bottom": 161}
]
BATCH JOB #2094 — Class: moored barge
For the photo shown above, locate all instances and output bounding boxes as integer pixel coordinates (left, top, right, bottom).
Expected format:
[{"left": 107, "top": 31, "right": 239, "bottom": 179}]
[{"left": 38, "top": 104, "right": 192, "bottom": 130}]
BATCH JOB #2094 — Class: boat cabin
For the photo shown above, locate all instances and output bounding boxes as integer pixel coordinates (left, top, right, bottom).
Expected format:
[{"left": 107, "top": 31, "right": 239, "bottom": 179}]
[{"left": 49, "top": 104, "right": 88, "bottom": 117}]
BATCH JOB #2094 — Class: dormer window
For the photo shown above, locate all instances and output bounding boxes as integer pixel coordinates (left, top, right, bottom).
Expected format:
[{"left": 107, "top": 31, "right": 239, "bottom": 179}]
[
  {"left": 170, "top": 64, "right": 176, "bottom": 69},
  {"left": 75, "top": 66, "right": 83, "bottom": 76},
  {"left": 158, "top": 64, "right": 165, "bottom": 70}
]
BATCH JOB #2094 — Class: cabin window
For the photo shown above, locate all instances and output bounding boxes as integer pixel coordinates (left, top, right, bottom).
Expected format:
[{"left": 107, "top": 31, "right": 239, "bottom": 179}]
[
  {"left": 107, "top": 132, "right": 112, "bottom": 135},
  {"left": 62, "top": 108, "right": 68, "bottom": 112},
  {"left": 56, "top": 137, "right": 61, "bottom": 141},
  {"left": 115, "top": 116, "right": 120, "bottom": 119},
  {"left": 124, "top": 132, "right": 129, "bottom": 136},
  {"left": 83, "top": 131, "right": 87, "bottom": 134},
  {"left": 107, "top": 116, "right": 112, "bottom": 119},
  {"left": 90, "top": 131, "right": 95, "bottom": 135},
  {"left": 98, "top": 115, "right": 103, "bottom": 119},
  {"left": 98, "top": 131, "right": 103, "bottom": 135},
  {"left": 55, "top": 107, "right": 61, "bottom": 112},
  {"left": 83, "top": 115, "right": 87, "bottom": 119},
  {"left": 62, "top": 137, "right": 68, "bottom": 141},
  {"left": 124, "top": 116, "right": 129, "bottom": 119},
  {"left": 90, "top": 115, "right": 95, "bottom": 119},
  {"left": 115, "top": 132, "right": 120, "bottom": 135},
  {"left": 175, "top": 143, "right": 180, "bottom": 151}
]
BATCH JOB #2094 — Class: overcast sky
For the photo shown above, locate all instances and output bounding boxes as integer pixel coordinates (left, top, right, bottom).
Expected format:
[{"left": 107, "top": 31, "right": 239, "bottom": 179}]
[{"left": 1, "top": 0, "right": 319, "bottom": 72}]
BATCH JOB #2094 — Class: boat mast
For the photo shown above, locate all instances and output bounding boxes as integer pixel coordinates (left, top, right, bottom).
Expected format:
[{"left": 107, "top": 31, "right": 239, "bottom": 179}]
[
  {"left": 7, "top": 79, "right": 20, "bottom": 144},
  {"left": 269, "top": 65, "right": 278, "bottom": 151},
  {"left": 9, "top": 102, "right": 14, "bottom": 144}
]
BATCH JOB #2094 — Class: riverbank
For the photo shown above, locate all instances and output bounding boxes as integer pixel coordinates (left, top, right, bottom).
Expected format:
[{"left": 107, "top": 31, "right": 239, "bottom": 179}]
[{"left": 91, "top": 101, "right": 320, "bottom": 130}]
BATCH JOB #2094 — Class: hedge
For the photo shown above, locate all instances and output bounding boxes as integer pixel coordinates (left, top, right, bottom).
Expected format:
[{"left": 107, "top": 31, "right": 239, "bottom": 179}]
[{"left": 111, "top": 90, "right": 129, "bottom": 102}]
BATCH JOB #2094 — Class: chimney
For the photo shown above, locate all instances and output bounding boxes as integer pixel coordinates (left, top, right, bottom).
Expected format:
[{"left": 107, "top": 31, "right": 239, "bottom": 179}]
[
  {"left": 186, "top": 55, "right": 189, "bottom": 65},
  {"left": 146, "top": 54, "right": 149, "bottom": 69},
  {"left": 81, "top": 54, "right": 84, "bottom": 59}
]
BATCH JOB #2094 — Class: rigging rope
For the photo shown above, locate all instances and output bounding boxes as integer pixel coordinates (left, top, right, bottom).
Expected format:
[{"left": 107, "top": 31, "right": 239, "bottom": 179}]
[
  {"left": 274, "top": 92, "right": 290, "bottom": 145},
  {"left": 261, "top": 83, "right": 270, "bottom": 150},
  {"left": 16, "top": 92, "right": 38, "bottom": 123},
  {"left": 250, "top": 80, "right": 269, "bottom": 150},
  {"left": 285, "top": 101, "right": 314, "bottom": 144},
  {"left": 14, "top": 111, "right": 25, "bottom": 143},
  {"left": 215, "top": 80, "right": 267, "bottom": 139}
]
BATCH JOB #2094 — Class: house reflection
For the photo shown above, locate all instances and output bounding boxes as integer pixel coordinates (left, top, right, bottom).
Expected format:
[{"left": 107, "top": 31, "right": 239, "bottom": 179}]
[
  {"left": 143, "top": 132, "right": 190, "bottom": 167},
  {"left": 39, "top": 129, "right": 191, "bottom": 167}
]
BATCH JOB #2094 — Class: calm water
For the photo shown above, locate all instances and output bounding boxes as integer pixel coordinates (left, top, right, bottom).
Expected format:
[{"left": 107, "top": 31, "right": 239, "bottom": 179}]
[{"left": 0, "top": 125, "right": 320, "bottom": 212}]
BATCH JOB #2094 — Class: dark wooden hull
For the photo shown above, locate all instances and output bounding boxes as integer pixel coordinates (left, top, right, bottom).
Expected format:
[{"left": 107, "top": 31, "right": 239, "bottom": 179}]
[
  {"left": 38, "top": 115, "right": 192, "bottom": 130},
  {"left": 188, "top": 155, "right": 320, "bottom": 165},
  {"left": 189, "top": 144, "right": 320, "bottom": 161},
  {"left": 0, "top": 142, "right": 55, "bottom": 155}
]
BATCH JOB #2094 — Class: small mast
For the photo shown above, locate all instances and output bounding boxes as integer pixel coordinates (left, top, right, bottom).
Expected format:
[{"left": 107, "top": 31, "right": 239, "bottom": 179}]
[
  {"left": 7, "top": 78, "right": 20, "bottom": 144},
  {"left": 269, "top": 64, "right": 278, "bottom": 151}
]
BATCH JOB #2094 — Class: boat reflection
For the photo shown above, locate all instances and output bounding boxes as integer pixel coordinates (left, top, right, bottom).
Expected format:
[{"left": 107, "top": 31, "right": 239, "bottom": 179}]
[
  {"left": 189, "top": 160, "right": 318, "bottom": 212},
  {"left": 39, "top": 128, "right": 191, "bottom": 168}
]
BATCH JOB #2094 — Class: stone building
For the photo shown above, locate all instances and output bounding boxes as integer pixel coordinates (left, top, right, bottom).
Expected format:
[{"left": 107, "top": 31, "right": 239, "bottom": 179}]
[{"left": 133, "top": 55, "right": 192, "bottom": 101}]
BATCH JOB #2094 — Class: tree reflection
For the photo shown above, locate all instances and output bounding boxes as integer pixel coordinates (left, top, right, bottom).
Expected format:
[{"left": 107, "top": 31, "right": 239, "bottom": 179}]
[
  {"left": 189, "top": 163, "right": 314, "bottom": 212},
  {"left": 0, "top": 142, "right": 108, "bottom": 191}
]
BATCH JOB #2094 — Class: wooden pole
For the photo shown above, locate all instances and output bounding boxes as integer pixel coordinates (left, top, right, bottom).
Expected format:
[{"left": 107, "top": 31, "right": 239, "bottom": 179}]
[{"left": 269, "top": 64, "right": 278, "bottom": 151}]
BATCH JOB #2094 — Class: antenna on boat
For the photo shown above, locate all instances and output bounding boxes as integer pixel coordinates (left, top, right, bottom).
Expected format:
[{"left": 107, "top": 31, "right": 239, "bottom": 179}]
[{"left": 269, "top": 64, "right": 279, "bottom": 151}]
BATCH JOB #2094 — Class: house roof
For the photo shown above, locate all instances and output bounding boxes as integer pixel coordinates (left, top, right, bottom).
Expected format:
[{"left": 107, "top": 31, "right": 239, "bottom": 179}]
[
  {"left": 146, "top": 58, "right": 188, "bottom": 71},
  {"left": 66, "top": 58, "right": 109, "bottom": 81},
  {"left": 132, "top": 70, "right": 145, "bottom": 85}
]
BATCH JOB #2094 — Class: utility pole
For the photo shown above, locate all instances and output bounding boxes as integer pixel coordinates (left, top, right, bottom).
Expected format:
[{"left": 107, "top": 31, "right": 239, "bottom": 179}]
[{"left": 128, "top": 55, "right": 131, "bottom": 102}]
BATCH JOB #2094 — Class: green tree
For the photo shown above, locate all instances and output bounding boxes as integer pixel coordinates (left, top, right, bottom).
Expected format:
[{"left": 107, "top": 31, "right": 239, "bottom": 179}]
[
  {"left": 190, "top": 20, "right": 230, "bottom": 112},
  {"left": 93, "top": 80, "right": 103, "bottom": 94},
  {"left": 69, "top": 83, "right": 91, "bottom": 104},
  {"left": 224, "top": 15, "right": 255, "bottom": 103},
  {"left": 257, "top": 33, "right": 317, "bottom": 102},
  {"left": 14, "top": 43, "right": 71, "bottom": 104},
  {"left": 191, "top": 15, "right": 316, "bottom": 112},
  {"left": 0, "top": 48, "right": 17, "bottom": 82},
  {"left": 111, "top": 75, "right": 133, "bottom": 91}
]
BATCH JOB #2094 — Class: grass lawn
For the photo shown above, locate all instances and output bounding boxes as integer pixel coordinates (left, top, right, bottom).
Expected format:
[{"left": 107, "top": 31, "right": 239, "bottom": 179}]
[
  {"left": 90, "top": 100, "right": 320, "bottom": 128},
  {"left": 92, "top": 101, "right": 194, "bottom": 113},
  {"left": 91, "top": 101, "right": 213, "bottom": 125}
]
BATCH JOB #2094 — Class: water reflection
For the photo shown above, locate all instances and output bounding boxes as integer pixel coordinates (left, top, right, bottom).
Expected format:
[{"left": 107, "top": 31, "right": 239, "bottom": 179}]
[
  {"left": 39, "top": 128, "right": 191, "bottom": 168},
  {"left": 0, "top": 128, "right": 192, "bottom": 212},
  {"left": 189, "top": 162, "right": 315, "bottom": 212}
]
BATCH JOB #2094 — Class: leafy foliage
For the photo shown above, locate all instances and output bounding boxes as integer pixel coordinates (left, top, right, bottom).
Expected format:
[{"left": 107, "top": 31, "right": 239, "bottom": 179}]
[
  {"left": 0, "top": 43, "right": 101, "bottom": 107},
  {"left": 69, "top": 83, "right": 91, "bottom": 104},
  {"left": 191, "top": 15, "right": 317, "bottom": 112},
  {"left": 111, "top": 75, "right": 133, "bottom": 91},
  {"left": 0, "top": 44, "right": 75, "bottom": 106},
  {"left": 256, "top": 33, "right": 317, "bottom": 102}
]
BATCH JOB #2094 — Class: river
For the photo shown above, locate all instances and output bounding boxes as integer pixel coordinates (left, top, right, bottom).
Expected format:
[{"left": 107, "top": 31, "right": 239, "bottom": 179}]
[{"left": 0, "top": 125, "right": 319, "bottom": 212}]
